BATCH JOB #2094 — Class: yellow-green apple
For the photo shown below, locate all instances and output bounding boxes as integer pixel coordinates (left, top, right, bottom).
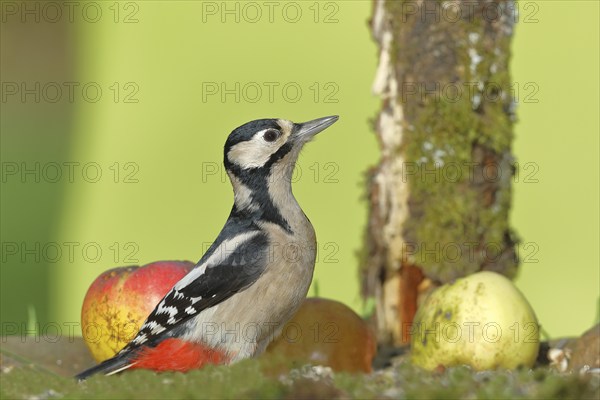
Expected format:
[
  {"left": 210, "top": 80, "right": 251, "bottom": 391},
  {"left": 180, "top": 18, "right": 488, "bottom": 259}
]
[
  {"left": 81, "top": 260, "right": 194, "bottom": 362},
  {"left": 411, "top": 271, "right": 540, "bottom": 370}
]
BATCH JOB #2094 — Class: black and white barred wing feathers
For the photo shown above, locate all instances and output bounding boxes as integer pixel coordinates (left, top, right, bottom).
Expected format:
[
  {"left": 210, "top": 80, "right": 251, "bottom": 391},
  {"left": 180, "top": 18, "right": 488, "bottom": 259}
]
[{"left": 123, "top": 230, "right": 269, "bottom": 352}]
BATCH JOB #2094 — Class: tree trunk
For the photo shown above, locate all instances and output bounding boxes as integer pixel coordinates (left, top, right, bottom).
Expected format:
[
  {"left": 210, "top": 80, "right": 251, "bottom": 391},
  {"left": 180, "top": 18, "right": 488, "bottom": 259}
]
[{"left": 363, "top": 0, "right": 519, "bottom": 345}]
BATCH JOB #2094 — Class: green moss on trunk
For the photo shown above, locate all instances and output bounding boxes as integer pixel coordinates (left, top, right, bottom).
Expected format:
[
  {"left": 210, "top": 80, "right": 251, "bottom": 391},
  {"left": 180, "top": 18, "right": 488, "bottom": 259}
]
[
  {"left": 390, "top": 0, "right": 518, "bottom": 282},
  {"left": 365, "top": 0, "right": 518, "bottom": 284},
  {"left": 363, "top": 0, "right": 520, "bottom": 343}
]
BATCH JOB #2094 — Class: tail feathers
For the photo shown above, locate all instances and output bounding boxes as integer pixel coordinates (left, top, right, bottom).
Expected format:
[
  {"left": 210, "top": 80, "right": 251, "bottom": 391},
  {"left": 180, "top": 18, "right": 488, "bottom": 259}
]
[
  {"left": 75, "top": 352, "right": 136, "bottom": 381},
  {"left": 75, "top": 339, "right": 230, "bottom": 381}
]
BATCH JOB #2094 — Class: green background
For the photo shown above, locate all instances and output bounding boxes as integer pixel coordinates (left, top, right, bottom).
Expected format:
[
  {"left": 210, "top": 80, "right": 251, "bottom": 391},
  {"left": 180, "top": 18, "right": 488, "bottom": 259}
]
[{"left": 1, "top": 1, "right": 598, "bottom": 339}]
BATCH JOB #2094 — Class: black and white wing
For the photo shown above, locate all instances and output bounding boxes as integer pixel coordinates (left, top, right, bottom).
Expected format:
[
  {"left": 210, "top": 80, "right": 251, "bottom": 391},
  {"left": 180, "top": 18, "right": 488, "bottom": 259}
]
[{"left": 123, "top": 229, "right": 269, "bottom": 351}]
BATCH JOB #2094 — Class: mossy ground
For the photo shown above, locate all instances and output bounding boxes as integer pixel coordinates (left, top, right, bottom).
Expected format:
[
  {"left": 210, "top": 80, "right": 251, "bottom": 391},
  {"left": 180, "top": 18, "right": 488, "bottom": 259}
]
[{"left": 1, "top": 351, "right": 598, "bottom": 400}]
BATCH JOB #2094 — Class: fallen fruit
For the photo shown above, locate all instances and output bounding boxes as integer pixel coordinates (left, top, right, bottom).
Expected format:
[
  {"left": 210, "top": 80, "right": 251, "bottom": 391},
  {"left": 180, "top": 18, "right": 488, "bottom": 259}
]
[
  {"left": 411, "top": 271, "right": 539, "bottom": 370},
  {"left": 265, "top": 297, "right": 376, "bottom": 373},
  {"left": 570, "top": 324, "right": 600, "bottom": 372},
  {"left": 81, "top": 260, "right": 194, "bottom": 362}
]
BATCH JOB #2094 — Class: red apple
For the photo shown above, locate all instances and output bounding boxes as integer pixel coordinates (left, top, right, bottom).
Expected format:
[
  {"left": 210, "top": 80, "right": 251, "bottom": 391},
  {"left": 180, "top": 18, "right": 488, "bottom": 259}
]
[
  {"left": 264, "top": 298, "right": 377, "bottom": 373},
  {"left": 81, "top": 260, "right": 195, "bottom": 362}
]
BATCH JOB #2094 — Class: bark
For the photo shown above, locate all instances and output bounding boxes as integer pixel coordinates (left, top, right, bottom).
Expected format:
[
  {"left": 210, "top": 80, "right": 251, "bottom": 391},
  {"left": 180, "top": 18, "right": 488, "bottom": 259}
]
[{"left": 363, "top": 0, "right": 519, "bottom": 345}]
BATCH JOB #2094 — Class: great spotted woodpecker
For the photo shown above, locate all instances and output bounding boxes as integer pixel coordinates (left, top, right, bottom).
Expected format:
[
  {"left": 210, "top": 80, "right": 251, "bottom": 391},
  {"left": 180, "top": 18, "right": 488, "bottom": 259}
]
[{"left": 75, "top": 116, "right": 339, "bottom": 380}]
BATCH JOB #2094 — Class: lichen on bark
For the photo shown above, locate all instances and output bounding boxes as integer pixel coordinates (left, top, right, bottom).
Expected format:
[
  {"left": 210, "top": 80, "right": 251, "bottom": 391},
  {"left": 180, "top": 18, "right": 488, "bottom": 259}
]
[{"left": 363, "top": 0, "right": 519, "bottom": 344}]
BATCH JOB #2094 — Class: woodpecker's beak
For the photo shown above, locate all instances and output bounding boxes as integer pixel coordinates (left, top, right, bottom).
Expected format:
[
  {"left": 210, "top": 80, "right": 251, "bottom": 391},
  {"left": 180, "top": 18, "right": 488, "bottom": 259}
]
[{"left": 293, "top": 115, "right": 339, "bottom": 142}]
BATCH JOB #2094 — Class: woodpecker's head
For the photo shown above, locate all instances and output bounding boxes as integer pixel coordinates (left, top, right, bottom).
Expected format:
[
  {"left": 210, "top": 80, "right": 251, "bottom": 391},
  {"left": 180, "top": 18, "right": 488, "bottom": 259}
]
[
  {"left": 224, "top": 116, "right": 338, "bottom": 183},
  {"left": 223, "top": 116, "right": 338, "bottom": 224}
]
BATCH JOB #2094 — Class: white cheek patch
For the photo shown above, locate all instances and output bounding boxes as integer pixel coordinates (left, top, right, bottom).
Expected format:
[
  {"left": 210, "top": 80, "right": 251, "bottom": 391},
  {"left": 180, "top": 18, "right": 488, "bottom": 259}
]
[
  {"left": 227, "top": 128, "right": 290, "bottom": 170},
  {"left": 228, "top": 137, "right": 274, "bottom": 169}
]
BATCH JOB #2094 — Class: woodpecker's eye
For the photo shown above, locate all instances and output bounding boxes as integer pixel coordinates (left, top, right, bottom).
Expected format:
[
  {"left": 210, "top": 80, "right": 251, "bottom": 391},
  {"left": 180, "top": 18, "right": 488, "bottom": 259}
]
[{"left": 263, "top": 129, "right": 279, "bottom": 142}]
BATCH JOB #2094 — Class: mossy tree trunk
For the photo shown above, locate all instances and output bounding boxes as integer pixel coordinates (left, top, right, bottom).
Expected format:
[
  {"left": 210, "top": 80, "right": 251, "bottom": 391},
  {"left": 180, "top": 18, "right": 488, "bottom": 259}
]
[{"left": 363, "top": 0, "right": 519, "bottom": 345}]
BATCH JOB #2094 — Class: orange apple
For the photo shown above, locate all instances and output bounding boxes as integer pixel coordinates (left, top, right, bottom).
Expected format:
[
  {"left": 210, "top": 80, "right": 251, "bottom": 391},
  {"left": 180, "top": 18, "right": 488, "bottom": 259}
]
[
  {"left": 81, "top": 260, "right": 194, "bottom": 362},
  {"left": 265, "top": 298, "right": 377, "bottom": 373}
]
